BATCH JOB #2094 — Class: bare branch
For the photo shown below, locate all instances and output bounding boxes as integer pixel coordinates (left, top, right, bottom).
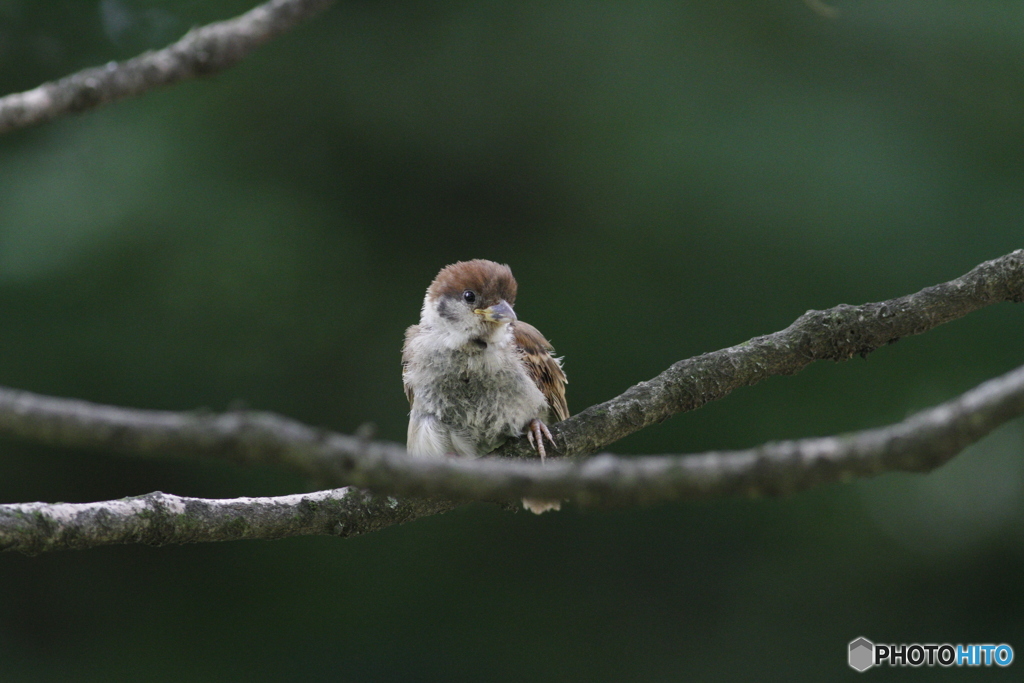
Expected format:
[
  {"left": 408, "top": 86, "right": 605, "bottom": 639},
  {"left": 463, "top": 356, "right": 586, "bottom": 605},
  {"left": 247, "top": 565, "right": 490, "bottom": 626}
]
[
  {"left": 495, "top": 248, "right": 1024, "bottom": 461},
  {"left": 3, "top": 361, "right": 1023, "bottom": 553},
  {"left": 0, "top": 250, "right": 1019, "bottom": 473},
  {"left": 0, "top": 250, "right": 1021, "bottom": 552},
  {"left": 0, "top": 389, "right": 393, "bottom": 483},
  {"left": 0, "top": 487, "right": 456, "bottom": 555},
  {"left": 342, "top": 361, "right": 1024, "bottom": 504},
  {"left": 0, "top": 0, "right": 334, "bottom": 135}
]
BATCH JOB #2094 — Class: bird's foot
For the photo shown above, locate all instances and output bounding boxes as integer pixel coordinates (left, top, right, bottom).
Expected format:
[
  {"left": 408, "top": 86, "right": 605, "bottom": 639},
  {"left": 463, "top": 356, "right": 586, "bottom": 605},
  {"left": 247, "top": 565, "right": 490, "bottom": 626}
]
[
  {"left": 524, "top": 419, "right": 561, "bottom": 514},
  {"left": 525, "top": 418, "right": 556, "bottom": 462}
]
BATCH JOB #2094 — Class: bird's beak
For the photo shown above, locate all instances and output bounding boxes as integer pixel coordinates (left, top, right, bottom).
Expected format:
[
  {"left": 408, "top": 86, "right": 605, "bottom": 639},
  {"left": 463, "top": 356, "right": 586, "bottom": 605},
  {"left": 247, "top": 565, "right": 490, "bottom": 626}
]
[{"left": 475, "top": 300, "right": 517, "bottom": 324}]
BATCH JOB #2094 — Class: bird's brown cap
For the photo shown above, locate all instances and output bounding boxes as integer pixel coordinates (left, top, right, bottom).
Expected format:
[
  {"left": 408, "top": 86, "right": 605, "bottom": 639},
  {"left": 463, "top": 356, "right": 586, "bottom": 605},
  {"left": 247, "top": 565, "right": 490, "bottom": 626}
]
[{"left": 427, "top": 259, "right": 518, "bottom": 306}]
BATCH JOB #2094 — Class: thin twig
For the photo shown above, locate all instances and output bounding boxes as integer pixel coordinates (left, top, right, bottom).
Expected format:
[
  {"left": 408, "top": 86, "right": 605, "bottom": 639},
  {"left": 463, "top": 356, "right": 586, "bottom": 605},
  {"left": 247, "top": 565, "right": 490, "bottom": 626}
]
[{"left": 0, "top": 0, "right": 334, "bottom": 135}]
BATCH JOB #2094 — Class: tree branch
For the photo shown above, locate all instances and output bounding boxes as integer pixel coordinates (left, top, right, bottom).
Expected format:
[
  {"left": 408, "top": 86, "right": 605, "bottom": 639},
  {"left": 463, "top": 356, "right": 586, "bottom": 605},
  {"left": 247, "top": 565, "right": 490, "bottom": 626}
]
[
  {"left": 497, "top": 248, "right": 1024, "bottom": 461},
  {"left": 3, "top": 360, "right": 1023, "bottom": 553},
  {"left": 0, "top": 487, "right": 456, "bottom": 555},
  {"left": 0, "top": 0, "right": 334, "bottom": 135},
  {"left": 0, "top": 250, "right": 1019, "bottom": 471},
  {"left": 339, "top": 360, "right": 1024, "bottom": 504},
  {"left": 0, "top": 249, "right": 1021, "bottom": 552}
]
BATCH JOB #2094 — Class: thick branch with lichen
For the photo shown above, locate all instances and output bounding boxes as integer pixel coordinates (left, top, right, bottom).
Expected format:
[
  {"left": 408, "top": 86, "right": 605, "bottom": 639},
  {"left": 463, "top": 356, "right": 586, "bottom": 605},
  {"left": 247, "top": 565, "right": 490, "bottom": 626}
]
[
  {"left": 0, "top": 250, "right": 1020, "bottom": 553},
  {"left": 0, "top": 0, "right": 334, "bottom": 135}
]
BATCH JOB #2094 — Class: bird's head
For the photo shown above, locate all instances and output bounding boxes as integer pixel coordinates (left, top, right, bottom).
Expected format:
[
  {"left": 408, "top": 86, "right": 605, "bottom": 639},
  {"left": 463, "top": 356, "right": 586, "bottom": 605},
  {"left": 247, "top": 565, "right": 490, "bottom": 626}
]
[{"left": 422, "top": 259, "right": 518, "bottom": 345}]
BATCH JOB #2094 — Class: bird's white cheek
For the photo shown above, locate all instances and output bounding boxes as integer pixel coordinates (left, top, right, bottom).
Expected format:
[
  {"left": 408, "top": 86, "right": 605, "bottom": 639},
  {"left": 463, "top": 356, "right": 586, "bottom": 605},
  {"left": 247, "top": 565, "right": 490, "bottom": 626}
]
[{"left": 420, "top": 297, "right": 478, "bottom": 349}]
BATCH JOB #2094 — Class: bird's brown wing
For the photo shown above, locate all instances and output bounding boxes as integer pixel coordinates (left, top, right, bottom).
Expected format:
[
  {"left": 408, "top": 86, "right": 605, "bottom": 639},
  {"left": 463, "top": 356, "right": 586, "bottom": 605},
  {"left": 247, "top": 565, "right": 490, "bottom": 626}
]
[
  {"left": 513, "top": 321, "right": 568, "bottom": 421},
  {"left": 401, "top": 324, "right": 419, "bottom": 406}
]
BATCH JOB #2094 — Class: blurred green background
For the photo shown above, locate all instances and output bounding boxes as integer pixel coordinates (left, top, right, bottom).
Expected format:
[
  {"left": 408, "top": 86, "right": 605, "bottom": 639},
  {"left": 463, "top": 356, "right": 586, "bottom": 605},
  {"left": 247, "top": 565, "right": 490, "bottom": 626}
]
[{"left": 0, "top": 1, "right": 1022, "bottom": 680}]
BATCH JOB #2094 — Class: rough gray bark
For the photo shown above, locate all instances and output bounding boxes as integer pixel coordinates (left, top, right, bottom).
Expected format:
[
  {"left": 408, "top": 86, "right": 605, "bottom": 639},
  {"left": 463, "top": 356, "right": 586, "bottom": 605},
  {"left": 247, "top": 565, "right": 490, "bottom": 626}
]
[
  {"left": 0, "top": 250, "right": 1019, "bottom": 471},
  {"left": 0, "top": 0, "right": 334, "bottom": 135},
  {"left": 1, "top": 360, "right": 1023, "bottom": 553},
  {"left": 497, "top": 248, "right": 1024, "bottom": 461},
  {"left": 0, "top": 488, "right": 456, "bottom": 555},
  {"left": 0, "top": 250, "right": 1021, "bottom": 553}
]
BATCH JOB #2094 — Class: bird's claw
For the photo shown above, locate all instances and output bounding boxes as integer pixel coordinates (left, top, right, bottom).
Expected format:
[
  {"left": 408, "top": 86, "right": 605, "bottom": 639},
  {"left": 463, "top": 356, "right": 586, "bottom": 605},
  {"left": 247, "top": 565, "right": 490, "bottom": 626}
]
[{"left": 526, "top": 418, "right": 556, "bottom": 462}]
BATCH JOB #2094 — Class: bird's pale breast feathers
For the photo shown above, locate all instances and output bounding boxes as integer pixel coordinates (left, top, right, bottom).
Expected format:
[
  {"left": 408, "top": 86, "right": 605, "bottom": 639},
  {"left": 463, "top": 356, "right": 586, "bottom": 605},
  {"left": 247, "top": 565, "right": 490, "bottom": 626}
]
[{"left": 403, "top": 259, "right": 567, "bottom": 450}]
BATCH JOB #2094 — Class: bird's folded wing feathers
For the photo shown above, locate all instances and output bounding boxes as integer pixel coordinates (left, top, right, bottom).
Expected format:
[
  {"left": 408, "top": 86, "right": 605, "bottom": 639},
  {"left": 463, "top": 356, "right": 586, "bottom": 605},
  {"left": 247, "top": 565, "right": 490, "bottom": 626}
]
[{"left": 513, "top": 321, "right": 569, "bottom": 421}]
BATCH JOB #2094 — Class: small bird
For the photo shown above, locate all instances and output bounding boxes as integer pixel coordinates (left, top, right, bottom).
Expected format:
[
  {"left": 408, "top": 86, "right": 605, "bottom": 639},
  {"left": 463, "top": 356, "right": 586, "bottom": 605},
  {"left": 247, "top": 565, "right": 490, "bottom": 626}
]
[{"left": 402, "top": 259, "right": 568, "bottom": 514}]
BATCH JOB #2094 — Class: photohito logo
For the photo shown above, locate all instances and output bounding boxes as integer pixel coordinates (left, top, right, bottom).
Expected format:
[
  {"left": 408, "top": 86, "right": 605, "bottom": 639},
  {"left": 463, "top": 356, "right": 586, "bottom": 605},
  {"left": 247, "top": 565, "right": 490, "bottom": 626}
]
[{"left": 848, "top": 637, "right": 1014, "bottom": 671}]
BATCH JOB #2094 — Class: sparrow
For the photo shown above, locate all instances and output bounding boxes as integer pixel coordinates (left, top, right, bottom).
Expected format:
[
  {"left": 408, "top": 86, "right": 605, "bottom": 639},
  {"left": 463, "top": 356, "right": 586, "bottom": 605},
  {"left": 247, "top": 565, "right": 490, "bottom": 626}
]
[{"left": 402, "top": 259, "right": 568, "bottom": 514}]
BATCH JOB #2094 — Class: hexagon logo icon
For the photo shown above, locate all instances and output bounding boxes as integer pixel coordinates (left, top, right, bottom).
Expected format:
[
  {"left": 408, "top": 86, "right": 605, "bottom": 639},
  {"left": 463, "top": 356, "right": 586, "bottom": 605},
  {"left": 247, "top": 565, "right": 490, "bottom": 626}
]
[{"left": 849, "top": 637, "right": 875, "bottom": 672}]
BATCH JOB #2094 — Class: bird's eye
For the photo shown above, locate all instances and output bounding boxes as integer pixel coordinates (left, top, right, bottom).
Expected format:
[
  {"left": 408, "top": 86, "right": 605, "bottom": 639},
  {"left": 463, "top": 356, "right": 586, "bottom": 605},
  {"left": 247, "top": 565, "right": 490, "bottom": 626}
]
[{"left": 463, "top": 290, "right": 476, "bottom": 304}]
